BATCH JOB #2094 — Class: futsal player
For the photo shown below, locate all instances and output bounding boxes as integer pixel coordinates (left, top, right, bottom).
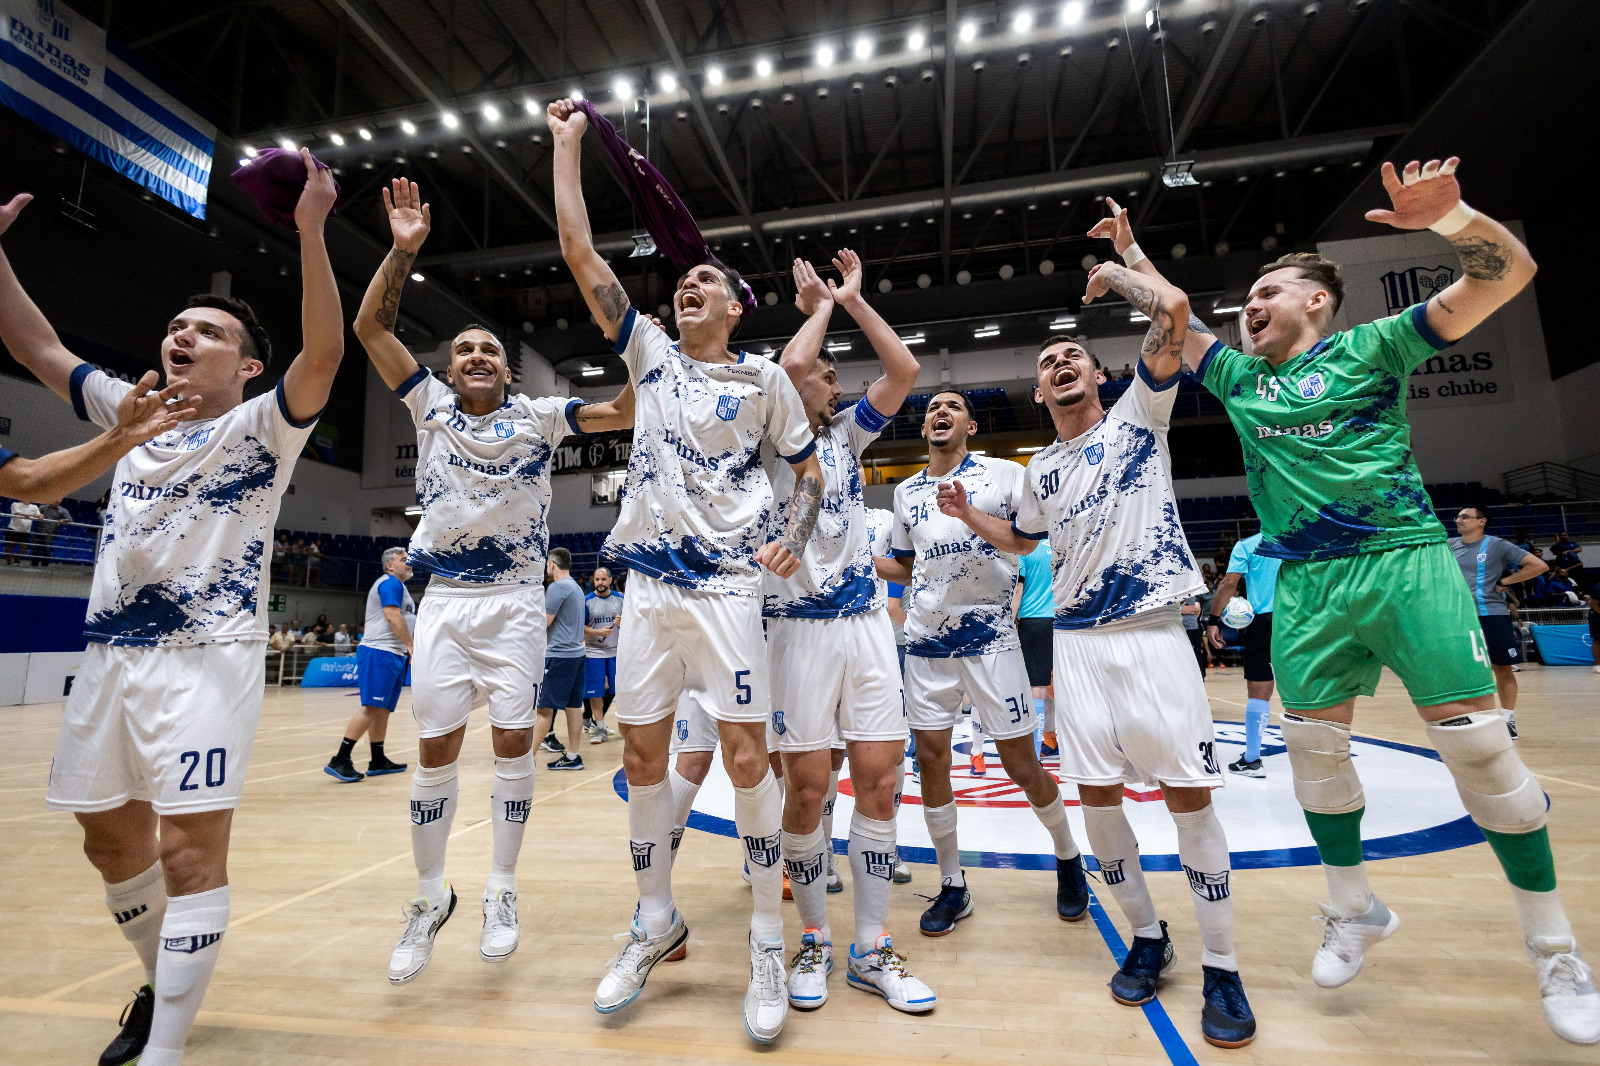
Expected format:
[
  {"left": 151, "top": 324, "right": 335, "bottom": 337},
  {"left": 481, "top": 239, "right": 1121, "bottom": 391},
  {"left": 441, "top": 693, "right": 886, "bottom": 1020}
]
[
  {"left": 353, "top": 179, "right": 635, "bottom": 984},
  {"left": 876, "top": 393, "right": 1088, "bottom": 937},
  {"left": 762, "top": 253, "right": 929, "bottom": 1013},
  {"left": 1101, "top": 158, "right": 1598, "bottom": 1042},
  {"left": 1206, "top": 534, "right": 1281, "bottom": 777},
  {"left": 548, "top": 99, "right": 825, "bottom": 1044},
  {"left": 324, "top": 547, "right": 415, "bottom": 781},
  {"left": 0, "top": 154, "right": 343, "bottom": 1065}
]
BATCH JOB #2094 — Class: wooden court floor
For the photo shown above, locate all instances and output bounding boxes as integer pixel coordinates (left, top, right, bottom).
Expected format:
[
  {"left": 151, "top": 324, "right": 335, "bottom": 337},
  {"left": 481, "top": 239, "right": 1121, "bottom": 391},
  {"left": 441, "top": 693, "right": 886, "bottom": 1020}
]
[{"left": 3, "top": 665, "right": 1598, "bottom": 1065}]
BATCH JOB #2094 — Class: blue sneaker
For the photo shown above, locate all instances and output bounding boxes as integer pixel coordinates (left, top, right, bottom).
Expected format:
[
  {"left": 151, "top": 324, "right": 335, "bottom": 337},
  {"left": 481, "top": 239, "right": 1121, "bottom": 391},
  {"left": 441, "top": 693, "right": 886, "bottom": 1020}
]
[
  {"left": 324, "top": 756, "right": 363, "bottom": 783},
  {"left": 1040, "top": 741, "right": 1059, "bottom": 758},
  {"left": 1109, "top": 920, "right": 1174, "bottom": 1006},
  {"left": 1201, "top": 965, "right": 1256, "bottom": 1048},
  {"left": 1055, "top": 855, "right": 1090, "bottom": 922},
  {"left": 918, "top": 880, "right": 973, "bottom": 937}
]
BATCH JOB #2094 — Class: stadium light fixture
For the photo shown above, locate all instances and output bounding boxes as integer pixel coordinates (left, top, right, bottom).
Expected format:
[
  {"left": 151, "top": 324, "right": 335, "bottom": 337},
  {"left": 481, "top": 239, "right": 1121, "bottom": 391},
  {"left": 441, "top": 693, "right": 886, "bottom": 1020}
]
[
  {"left": 1062, "top": 1, "right": 1086, "bottom": 25},
  {"left": 974, "top": 326, "right": 1000, "bottom": 338},
  {"left": 581, "top": 366, "right": 605, "bottom": 377},
  {"left": 907, "top": 28, "right": 926, "bottom": 50},
  {"left": 1213, "top": 305, "right": 1243, "bottom": 314},
  {"left": 410, "top": 272, "right": 425, "bottom": 282},
  {"left": 825, "top": 340, "right": 854, "bottom": 353},
  {"left": 440, "top": 111, "right": 459, "bottom": 129},
  {"left": 1130, "top": 311, "right": 1150, "bottom": 322},
  {"left": 1013, "top": 9, "right": 1034, "bottom": 33},
  {"left": 237, "top": 157, "right": 250, "bottom": 167},
  {"left": 242, "top": 145, "right": 258, "bottom": 158},
  {"left": 817, "top": 43, "right": 836, "bottom": 67},
  {"left": 570, "top": 87, "right": 584, "bottom": 101},
  {"left": 959, "top": 21, "right": 979, "bottom": 42},
  {"left": 522, "top": 98, "right": 539, "bottom": 116},
  {"left": 755, "top": 56, "right": 774, "bottom": 78},
  {"left": 899, "top": 332, "right": 926, "bottom": 345},
  {"left": 357, "top": 127, "right": 372, "bottom": 141},
  {"left": 613, "top": 77, "right": 632, "bottom": 99},
  {"left": 854, "top": 36, "right": 874, "bottom": 61},
  {"left": 404, "top": 506, "right": 425, "bottom": 516},
  {"left": 1126, "top": 0, "right": 1148, "bottom": 13},
  {"left": 1017, "top": 446, "right": 1044, "bottom": 453},
  {"left": 329, "top": 133, "right": 345, "bottom": 146},
  {"left": 400, "top": 119, "right": 417, "bottom": 135},
  {"left": 1050, "top": 316, "right": 1077, "bottom": 330},
  {"left": 706, "top": 65, "right": 725, "bottom": 86},
  {"left": 658, "top": 71, "right": 677, "bottom": 92},
  {"left": 481, "top": 102, "right": 501, "bottom": 122},
  {"left": 279, "top": 137, "right": 296, "bottom": 151}
]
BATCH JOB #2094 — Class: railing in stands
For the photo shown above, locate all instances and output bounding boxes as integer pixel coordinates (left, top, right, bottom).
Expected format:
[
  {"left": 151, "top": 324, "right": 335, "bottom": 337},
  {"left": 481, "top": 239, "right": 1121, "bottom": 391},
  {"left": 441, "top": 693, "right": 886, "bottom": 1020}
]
[
  {"left": 0, "top": 520, "right": 102, "bottom": 568},
  {"left": 1503, "top": 463, "right": 1600, "bottom": 502}
]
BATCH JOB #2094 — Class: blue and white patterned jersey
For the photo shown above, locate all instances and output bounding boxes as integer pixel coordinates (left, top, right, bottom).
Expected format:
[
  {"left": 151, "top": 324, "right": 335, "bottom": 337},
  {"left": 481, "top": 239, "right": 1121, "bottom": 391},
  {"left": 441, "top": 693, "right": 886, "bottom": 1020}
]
[
  {"left": 763, "top": 398, "right": 890, "bottom": 618},
  {"left": 604, "top": 309, "right": 816, "bottom": 596},
  {"left": 397, "top": 369, "right": 580, "bottom": 586},
  {"left": 892, "top": 453, "right": 1026, "bottom": 658},
  {"left": 1012, "top": 364, "right": 1205, "bottom": 629},
  {"left": 71, "top": 366, "right": 318, "bottom": 647}
]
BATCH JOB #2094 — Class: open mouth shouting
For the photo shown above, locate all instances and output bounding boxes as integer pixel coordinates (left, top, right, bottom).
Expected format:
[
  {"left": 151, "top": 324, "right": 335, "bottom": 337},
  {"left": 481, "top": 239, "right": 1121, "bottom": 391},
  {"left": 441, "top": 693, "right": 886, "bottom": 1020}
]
[
  {"left": 1052, "top": 363, "right": 1080, "bottom": 391},
  {"left": 168, "top": 350, "right": 194, "bottom": 371},
  {"left": 1247, "top": 311, "right": 1270, "bottom": 343},
  {"left": 678, "top": 288, "right": 705, "bottom": 314},
  {"left": 929, "top": 411, "right": 954, "bottom": 435}
]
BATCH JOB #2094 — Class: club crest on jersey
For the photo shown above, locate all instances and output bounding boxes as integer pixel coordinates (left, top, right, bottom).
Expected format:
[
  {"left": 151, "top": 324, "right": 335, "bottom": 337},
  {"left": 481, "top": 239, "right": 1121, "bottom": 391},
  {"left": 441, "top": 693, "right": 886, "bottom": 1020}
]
[
  {"left": 1100, "top": 857, "right": 1127, "bottom": 885},
  {"left": 630, "top": 840, "right": 655, "bottom": 871},
  {"left": 820, "top": 442, "right": 836, "bottom": 467},
  {"left": 716, "top": 394, "right": 741, "bottom": 421},
  {"left": 785, "top": 852, "right": 826, "bottom": 885},
  {"left": 1298, "top": 373, "right": 1326, "bottom": 400},
  {"left": 744, "top": 832, "right": 782, "bottom": 868},
  {"left": 411, "top": 797, "right": 448, "bottom": 825},
  {"left": 183, "top": 427, "right": 213, "bottom": 451},
  {"left": 1084, "top": 442, "right": 1105, "bottom": 466},
  {"left": 493, "top": 421, "right": 514, "bottom": 438},
  {"left": 771, "top": 710, "right": 787, "bottom": 735},
  {"left": 1184, "top": 865, "right": 1231, "bottom": 901},
  {"left": 504, "top": 798, "right": 530, "bottom": 824},
  {"left": 862, "top": 850, "right": 897, "bottom": 880}
]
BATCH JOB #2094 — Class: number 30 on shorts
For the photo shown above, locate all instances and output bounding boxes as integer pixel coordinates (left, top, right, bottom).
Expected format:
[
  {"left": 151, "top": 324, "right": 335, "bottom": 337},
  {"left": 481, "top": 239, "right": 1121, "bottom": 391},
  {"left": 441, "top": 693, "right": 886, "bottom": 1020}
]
[{"left": 179, "top": 748, "right": 227, "bottom": 791}]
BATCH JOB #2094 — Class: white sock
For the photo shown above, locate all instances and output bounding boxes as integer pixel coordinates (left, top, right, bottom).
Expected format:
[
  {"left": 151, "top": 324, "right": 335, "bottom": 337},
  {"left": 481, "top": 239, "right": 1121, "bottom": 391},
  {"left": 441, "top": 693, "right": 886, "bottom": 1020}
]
[
  {"left": 735, "top": 770, "right": 785, "bottom": 943},
  {"left": 410, "top": 761, "right": 459, "bottom": 903},
  {"left": 923, "top": 801, "right": 964, "bottom": 887},
  {"left": 1029, "top": 793, "right": 1082, "bottom": 861},
  {"left": 1504, "top": 707, "right": 1516, "bottom": 729},
  {"left": 106, "top": 861, "right": 165, "bottom": 984},
  {"left": 822, "top": 768, "right": 841, "bottom": 858},
  {"left": 143, "top": 885, "right": 229, "bottom": 1065},
  {"left": 1512, "top": 885, "right": 1574, "bottom": 943},
  {"left": 782, "top": 826, "right": 830, "bottom": 943},
  {"left": 1171, "top": 805, "right": 1237, "bottom": 971},
  {"left": 849, "top": 811, "right": 897, "bottom": 949},
  {"left": 1082, "top": 803, "right": 1161, "bottom": 939},
  {"left": 487, "top": 752, "right": 535, "bottom": 896},
  {"left": 969, "top": 716, "right": 985, "bottom": 757},
  {"left": 1043, "top": 696, "right": 1055, "bottom": 734},
  {"left": 668, "top": 768, "right": 700, "bottom": 861},
  {"left": 628, "top": 777, "right": 677, "bottom": 937},
  {"left": 1324, "top": 863, "right": 1373, "bottom": 918}
]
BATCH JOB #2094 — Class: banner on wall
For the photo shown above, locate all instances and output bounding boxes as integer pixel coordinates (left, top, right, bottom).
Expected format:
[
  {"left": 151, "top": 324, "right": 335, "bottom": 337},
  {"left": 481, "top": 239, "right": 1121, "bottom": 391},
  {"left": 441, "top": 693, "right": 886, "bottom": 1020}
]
[{"left": 0, "top": 0, "right": 216, "bottom": 218}]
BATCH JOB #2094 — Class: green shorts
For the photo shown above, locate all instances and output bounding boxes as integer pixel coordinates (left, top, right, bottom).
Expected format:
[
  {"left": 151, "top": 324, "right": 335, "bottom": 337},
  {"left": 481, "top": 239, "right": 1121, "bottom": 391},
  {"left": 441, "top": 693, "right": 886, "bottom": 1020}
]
[{"left": 1274, "top": 540, "right": 1497, "bottom": 712}]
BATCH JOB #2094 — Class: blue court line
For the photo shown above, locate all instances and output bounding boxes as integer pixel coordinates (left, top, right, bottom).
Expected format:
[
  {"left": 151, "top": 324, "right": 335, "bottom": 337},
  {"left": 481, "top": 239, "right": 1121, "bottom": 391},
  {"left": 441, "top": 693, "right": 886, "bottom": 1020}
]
[{"left": 1084, "top": 891, "right": 1201, "bottom": 1066}]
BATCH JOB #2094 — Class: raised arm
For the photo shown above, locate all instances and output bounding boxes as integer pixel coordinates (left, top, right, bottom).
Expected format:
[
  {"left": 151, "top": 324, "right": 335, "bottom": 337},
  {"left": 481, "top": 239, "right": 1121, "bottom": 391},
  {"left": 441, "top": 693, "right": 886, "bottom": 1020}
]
[
  {"left": 353, "top": 179, "right": 429, "bottom": 390},
  {"left": 0, "top": 194, "right": 85, "bottom": 400},
  {"left": 1088, "top": 197, "right": 1214, "bottom": 373},
  {"left": 1082, "top": 262, "right": 1189, "bottom": 384},
  {"left": 935, "top": 478, "right": 1037, "bottom": 555},
  {"left": 549, "top": 99, "right": 630, "bottom": 342},
  {"left": 778, "top": 258, "right": 834, "bottom": 390},
  {"left": 0, "top": 371, "right": 198, "bottom": 502},
  {"left": 755, "top": 452, "right": 824, "bottom": 579},
  {"left": 1363, "top": 158, "right": 1537, "bottom": 344},
  {"left": 830, "top": 249, "right": 920, "bottom": 416},
  {"left": 278, "top": 150, "right": 345, "bottom": 424}
]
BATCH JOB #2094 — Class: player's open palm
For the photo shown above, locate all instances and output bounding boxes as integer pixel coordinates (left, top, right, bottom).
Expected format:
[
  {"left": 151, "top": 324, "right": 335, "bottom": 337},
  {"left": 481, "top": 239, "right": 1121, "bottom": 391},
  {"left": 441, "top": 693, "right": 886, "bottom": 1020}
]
[
  {"left": 793, "top": 258, "right": 831, "bottom": 315},
  {"left": 116, "top": 370, "right": 200, "bottom": 442},
  {"left": 0, "top": 192, "right": 33, "bottom": 237},
  {"left": 829, "top": 248, "right": 864, "bottom": 304},
  {"left": 546, "top": 99, "right": 588, "bottom": 138},
  {"left": 292, "top": 148, "right": 339, "bottom": 232},
  {"left": 1087, "top": 196, "right": 1135, "bottom": 255},
  {"left": 1365, "top": 158, "right": 1461, "bottom": 230},
  {"left": 383, "top": 180, "right": 431, "bottom": 253}
]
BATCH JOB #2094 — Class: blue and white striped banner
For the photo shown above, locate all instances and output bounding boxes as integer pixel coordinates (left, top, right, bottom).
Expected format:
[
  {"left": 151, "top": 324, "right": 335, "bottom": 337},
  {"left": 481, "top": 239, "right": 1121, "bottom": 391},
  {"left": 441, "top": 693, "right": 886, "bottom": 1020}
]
[{"left": 0, "top": 0, "right": 216, "bottom": 218}]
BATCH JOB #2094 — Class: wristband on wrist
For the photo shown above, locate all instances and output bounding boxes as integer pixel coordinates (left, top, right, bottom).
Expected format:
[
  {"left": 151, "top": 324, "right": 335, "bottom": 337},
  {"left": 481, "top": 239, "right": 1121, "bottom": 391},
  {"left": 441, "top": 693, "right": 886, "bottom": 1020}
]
[
  {"left": 1206, "top": 616, "right": 1223, "bottom": 626},
  {"left": 1122, "top": 242, "right": 1147, "bottom": 268},
  {"left": 1429, "top": 200, "right": 1477, "bottom": 236}
]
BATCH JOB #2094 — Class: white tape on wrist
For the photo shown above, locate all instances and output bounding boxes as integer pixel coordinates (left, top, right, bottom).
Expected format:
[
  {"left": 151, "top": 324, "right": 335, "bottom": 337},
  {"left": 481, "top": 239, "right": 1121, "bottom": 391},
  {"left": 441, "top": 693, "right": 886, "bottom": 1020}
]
[
  {"left": 1122, "top": 242, "right": 1147, "bottom": 267},
  {"left": 1428, "top": 200, "right": 1477, "bottom": 237}
]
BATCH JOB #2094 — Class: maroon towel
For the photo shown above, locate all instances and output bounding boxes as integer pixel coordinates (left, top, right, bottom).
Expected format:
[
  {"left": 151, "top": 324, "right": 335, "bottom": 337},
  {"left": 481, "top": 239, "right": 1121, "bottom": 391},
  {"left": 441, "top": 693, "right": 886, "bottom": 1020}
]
[{"left": 230, "top": 147, "right": 340, "bottom": 231}]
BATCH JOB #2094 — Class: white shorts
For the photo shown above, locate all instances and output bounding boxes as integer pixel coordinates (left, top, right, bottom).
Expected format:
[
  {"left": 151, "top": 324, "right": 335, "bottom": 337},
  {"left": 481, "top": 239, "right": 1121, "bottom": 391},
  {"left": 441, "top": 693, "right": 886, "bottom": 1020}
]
[
  {"left": 47, "top": 641, "right": 266, "bottom": 815},
  {"left": 412, "top": 582, "right": 546, "bottom": 738},
  {"left": 1052, "top": 612, "right": 1223, "bottom": 789},
  {"left": 903, "top": 648, "right": 1036, "bottom": 741},
  {"left": 614, "top": 574, "right": 769, "bottom": 727},
  {"left": 670, "top": 692, "right": 779, "bottom": 754},
  {"left": 767, "top": 611, "right": 907, "bottom": 752}
]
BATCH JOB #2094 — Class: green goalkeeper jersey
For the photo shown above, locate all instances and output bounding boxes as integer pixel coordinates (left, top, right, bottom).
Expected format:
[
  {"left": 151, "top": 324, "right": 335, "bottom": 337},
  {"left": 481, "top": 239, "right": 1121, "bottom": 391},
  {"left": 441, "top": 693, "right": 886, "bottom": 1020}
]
[{"left": 1195, "top": 302, "right": 1452, "bottom": 562}]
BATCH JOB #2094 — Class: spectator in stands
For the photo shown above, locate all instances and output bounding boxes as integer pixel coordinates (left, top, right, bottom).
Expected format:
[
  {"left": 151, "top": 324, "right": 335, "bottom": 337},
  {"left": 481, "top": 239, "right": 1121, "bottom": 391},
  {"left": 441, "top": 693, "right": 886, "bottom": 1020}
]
[
  {"left": 288, "top": 538, "right": 307, "bottom": 584},
  {"left": 94, "top": 490, "right": 108, "bottom": 526},
  {"left": 315, "top": 613, "right": 329, "bottom": 629},
  {"left": 333, "top": 624, "right": 353, "bottom": 651},
  {"left": 1553, "top": 531, "right": 1582, "bottom": 572},
  {"left": 272, "top": 533, "right": 290, "bottom": 579},
  {"left": 29, "top": 498, "right": 70, "bottom": 567},
  {"left": 268, "top": 624, "right": 295, "bottom": 653},
  {"left": 317, "top": 624, "right": 336, "bottom": 645},
  {"left": 5, "top": 498, "right": 40, "bottom": 564},
  {"left": 288, "top": 618, "right": 303, "bottom": 639},
  {"left": 1514, "top": 528, "right": 1536, "bottom": 557},
  {"left": 306, "top": 539, "right": 323, "bottom": 584}
]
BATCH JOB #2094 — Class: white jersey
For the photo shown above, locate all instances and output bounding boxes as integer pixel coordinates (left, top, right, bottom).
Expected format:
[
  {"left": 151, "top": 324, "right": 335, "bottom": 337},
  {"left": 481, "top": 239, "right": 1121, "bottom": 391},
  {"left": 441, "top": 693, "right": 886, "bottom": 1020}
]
[
  {"left": 891, "top": 453, "right": 1025, "bottom": 658},
  {"left": 71, "top": 367, "right": 315, "bottom": 647},
  {"left": 362, "top": 573, "right": 416, "bottom": 655},
  {"left": 397, "top": 369, "right": 580, "bottom": 586},
  {"left": 763, "top": 398, "right": 890, "bottom": 618},
  {"left": 1013, "top": 365, "right": 1205, "bottom": 628},
  {"left": 604, "top": 309, "right": 815, "bottom": 596}
]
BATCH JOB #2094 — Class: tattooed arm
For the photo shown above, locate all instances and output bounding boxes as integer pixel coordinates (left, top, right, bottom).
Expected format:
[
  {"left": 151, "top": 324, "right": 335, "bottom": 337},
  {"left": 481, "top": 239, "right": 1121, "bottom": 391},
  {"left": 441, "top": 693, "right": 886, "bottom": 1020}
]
[
  {"left": 1363, "top": 157, "right": 1537, "bottom": 344},
  {"left": 754, "top": 453, "right": 824, "bottom": 579},
  {"left": 548, "top": 99, "right": 631, "bottom": 344},
  {"left": 571, "top": 382, "right": 636, "bottom": 433},
  {"left": 1082, "top": 262, "right": 1190, "bottom": 384},
  {"left": 1087, "top": 197, "right": 1215, "bottom": 373},
  {"left": 353, "top": 179, "right": 429, "bottom": 390}
]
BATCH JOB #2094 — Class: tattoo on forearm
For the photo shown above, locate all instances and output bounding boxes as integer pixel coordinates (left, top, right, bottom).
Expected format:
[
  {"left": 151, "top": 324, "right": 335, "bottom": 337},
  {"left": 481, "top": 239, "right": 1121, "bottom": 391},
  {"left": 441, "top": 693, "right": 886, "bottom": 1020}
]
[
  {"left": 1451, "top": 235, "right": 1509, "bottom": 282},
  {"left": 375, "top": 247, "right": 415, "bottom": 332},
  {"left": 593, "top": 282, "right": 629, "bottom": 323},
  {"left": 781, "top": 473, "right": 823, "bottom": 556},
  {"left": 1101, "top": 264, "right": 1186, "bottom": 364},
  {"left": 1186, "top": 312, "right": 1215, "bottom": 337},
  {"left": 574, "top": 403, "right": 603, "bottom": 427}
]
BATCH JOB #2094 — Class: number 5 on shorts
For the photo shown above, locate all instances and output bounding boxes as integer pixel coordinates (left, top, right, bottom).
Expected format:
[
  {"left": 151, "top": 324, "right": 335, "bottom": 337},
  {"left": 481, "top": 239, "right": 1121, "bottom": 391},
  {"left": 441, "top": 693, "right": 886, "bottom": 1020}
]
[{"left": 735, "top": 670, "right": 752, "bottom": 706}]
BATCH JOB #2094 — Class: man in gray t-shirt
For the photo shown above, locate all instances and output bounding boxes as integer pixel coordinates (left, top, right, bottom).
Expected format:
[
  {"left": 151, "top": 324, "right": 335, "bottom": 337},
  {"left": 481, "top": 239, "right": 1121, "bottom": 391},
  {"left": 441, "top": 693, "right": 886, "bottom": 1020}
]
[
  {"left": 538, "top": 547, "right": 590, "bottom": 768},
  {"left": 583, "top": 568, "right": 625, "bottom": 742},
  {"left": 1450, "top": 506, "right": 1549, "bottom": 730}
]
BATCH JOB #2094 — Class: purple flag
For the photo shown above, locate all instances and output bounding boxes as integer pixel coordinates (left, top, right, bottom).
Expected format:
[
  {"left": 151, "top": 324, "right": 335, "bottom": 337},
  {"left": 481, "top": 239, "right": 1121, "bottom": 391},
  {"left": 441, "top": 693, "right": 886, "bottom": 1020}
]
[{"left": 230, "top": 147, "right": 340, "bottom": 231}]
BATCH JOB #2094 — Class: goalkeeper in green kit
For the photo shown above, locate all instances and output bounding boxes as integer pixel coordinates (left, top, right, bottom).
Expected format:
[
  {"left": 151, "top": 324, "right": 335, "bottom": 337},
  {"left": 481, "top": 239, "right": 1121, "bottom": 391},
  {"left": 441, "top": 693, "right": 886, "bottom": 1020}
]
[{"left": 1089, "top": 156, "right": 1596, "bottom": 1045}]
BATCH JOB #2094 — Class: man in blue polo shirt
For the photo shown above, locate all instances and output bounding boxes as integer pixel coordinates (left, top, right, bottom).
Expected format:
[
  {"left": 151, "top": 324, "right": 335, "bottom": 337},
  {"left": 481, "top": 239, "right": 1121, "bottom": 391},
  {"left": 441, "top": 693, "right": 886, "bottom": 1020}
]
[
  {"left": 1207, "top": 535, "right": 1281, "bottom": 778},
  {"left": 326, "top": 547, "right": 415, "bottom": 782}
]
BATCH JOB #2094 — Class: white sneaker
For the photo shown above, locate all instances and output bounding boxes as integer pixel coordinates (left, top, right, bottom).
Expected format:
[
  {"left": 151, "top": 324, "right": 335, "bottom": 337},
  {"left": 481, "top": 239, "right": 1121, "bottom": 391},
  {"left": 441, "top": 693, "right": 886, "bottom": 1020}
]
[
  {"left": 589, "top": 722, "right": 608, "bottom": 744},
  {"left": 480, "top": 888, "right": 519, "bottom": 962},
  {"left": 594, "top": 910, "right": 689, "bottom": 1013},
  {"left": 745, "top": 935, "right": 789, "bottom": 1043},
  {"left": 1529, "top": 936, "right": 1600, "bottom": 1044},
  {"left": 388, "top": 887, "right": 457, "bottom": 984},
  {"left": 826, "top": 855, "right": 844, "bottom": 894},
  {"left": 788, "top": 928, "right": 833, "bottom": 1009},
  {"left": 847, "top": 935, "right": 936, "bottom": 1013},
  {"left": 1311, "top": 896, "right": 1399, "bottom": 988},
  {"left": 893, "top": 860, "right": 913, "bottom": 885}
]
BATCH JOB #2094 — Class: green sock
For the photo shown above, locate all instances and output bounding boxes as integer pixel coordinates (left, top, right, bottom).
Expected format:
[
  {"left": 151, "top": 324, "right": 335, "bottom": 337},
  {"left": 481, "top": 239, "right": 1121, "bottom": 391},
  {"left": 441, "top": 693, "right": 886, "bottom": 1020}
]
[
  {"left": 1481, "top": 825, "right": 1558, "bottom": 893},
  {"left": 1304, "top": 808, "right": 1366, "bottom": 868}
]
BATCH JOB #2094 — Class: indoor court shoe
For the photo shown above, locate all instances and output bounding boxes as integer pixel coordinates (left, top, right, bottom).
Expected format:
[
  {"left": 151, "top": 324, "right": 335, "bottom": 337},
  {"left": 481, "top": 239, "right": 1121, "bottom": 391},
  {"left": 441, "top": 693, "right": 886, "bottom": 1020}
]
[
  {"left": 548, "top": 753, "right": 585, "bottom": 770},
  {"left": 1110, "top": 921, "right": 1174, "bottom": 1006},
  {"left": 1227, "top": 756, "right": 1265, "bottom": 778},
  {"left": 540, "top": 732, "right": 565, "bottom": 754},
  {"left": 1056, "top": 854, "right": 1090, "bottom": 921},
  {"left": 745, "top": 935, "right": 789, "bottom": 1043},
  {"left": 98, "top": 983, "right": 153, "bottom": 1066},
  {"left": 594, "top": 910, "right": 689, "bottom": 1014},
  {"left": 893, "top": 860, "right": 913, "bottom": 884},
  {"left": 1311, "top": 896, "right": 1399, "bottom": 988},
  {"left": 969, "top": 752, "right": 987, "bottom": 777},
  {"left": 367, "top": 753, "right": 407, "bottom": 776},
  {"left": 389, "top": 887, "right": 458, "bottom": 985},
  {"left": 788, "top": 928, "right": 833, "bottom": 1009},
  {"left": 1528, "top": 936, "right": 1600, "bottom": 1045},
  {"left": 919, "top": 880, "right": 973, "bottom": 936},
  {"left": 1200, "top": 966, "right": 1257, "bottom": 1048},
  {"left": 324, "top": 756, "right": 363, "bottom": 782},
  {"left": 847, "top": 936, "right": 936, "bottom": 1013},
  {"left": 826, "top": 855, "right": 844, "bottom": 893},
  {"left": 480, "top": 888, "right": 519, "bottom": 962}
]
